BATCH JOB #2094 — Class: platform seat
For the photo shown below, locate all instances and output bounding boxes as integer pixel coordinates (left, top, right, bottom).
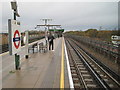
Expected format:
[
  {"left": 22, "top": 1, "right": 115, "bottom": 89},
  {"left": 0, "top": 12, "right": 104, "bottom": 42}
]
[
  {"left": 29, "top": 43, "right": 38, "bottom": 53},
  {"left": 39, "top": 42, "right": 48, "bottom": 53}
]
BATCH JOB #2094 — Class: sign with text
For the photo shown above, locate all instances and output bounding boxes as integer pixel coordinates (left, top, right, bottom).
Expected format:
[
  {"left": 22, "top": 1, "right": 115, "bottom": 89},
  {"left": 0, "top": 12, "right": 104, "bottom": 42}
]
[
  {"left": 8, "top": 19, "right": 21, "bottom": 55},
  {"left": 111, "top": 35, "right": 120, "bottom": 40},
  {"left": 111, "top": 35, "right": 120, "bottom": 45}
]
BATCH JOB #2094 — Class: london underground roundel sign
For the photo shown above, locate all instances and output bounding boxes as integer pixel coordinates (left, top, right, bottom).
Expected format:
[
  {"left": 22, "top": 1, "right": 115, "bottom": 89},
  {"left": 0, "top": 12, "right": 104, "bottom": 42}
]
[{"left": 13, "top": 30, "right": 20, "bottom": 49}]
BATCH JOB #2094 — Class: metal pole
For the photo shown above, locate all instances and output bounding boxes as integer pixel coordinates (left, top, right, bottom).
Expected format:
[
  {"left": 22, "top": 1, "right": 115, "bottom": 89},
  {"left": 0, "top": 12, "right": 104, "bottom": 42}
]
[
  {"left": 45, "top": 19, "right": 47, "bottom": 25},
  {"left": 14, "top": 10, "right": 16, "bottom": 20},
  {"left": 14, "top": 9, "right": 20, "bottom": 70},
  {"left": 117, "top": 40, "right": 120, "bottom": 82},
  {"left": 25, "top": 31, "right": 29, "bottom": 59},
  {"left": 44, "top": 19, "right": 48, "bottom": 45}
]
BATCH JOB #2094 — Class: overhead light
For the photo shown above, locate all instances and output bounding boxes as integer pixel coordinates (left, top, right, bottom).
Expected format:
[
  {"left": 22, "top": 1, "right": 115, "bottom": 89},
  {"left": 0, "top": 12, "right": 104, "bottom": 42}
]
[
  {"left": 11, "top": 1, "right": 20, "bottom": 17},
  {"left": 11, "top": 1, "right": 17, "bottom": 10}
]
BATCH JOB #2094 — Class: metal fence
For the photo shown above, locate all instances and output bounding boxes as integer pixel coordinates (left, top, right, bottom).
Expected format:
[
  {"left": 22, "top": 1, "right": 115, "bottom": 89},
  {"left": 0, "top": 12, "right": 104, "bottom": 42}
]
[
  {"left": 0, "top": 35, "right": 44, "bottom": 54},
  {"left": 66, "top": 34, "right": 119, "bottom": 63}
]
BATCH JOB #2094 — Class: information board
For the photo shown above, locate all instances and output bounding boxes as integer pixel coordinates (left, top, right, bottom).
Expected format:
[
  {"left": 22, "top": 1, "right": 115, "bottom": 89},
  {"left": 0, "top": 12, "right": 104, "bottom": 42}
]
[
  {"left": 111, "top": 35, "right": 120, "bottom": 45},
  {"left": 111, "top": 35, "right": 120, "bottom": 40}
]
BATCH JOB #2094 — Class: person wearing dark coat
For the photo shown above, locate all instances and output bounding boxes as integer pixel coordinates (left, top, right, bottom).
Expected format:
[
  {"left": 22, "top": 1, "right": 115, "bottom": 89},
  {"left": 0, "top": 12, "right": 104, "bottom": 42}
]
[{"left": 48, "top": 34, "right": 54, "bottom": 51}]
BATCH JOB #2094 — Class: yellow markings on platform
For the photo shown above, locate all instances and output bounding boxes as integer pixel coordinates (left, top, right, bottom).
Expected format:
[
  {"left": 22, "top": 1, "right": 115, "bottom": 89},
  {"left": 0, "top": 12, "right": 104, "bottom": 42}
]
[
  {"left": 60, "top": 38, "right": 64, "bottom": 89},
  {"left": 0, "top": 52, "right": 9, "bottom": 56}
]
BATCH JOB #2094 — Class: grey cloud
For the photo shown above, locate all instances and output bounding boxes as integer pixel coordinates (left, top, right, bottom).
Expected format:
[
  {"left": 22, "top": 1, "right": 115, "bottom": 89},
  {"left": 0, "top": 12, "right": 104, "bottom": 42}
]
[{"left": 1, "top": 2, "right": 118, "bottom": 32}]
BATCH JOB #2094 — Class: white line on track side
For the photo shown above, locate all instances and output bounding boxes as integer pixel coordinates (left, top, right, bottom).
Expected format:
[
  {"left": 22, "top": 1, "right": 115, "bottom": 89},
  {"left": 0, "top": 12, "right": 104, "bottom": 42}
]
[{"left": 64, "top": 37, "right": 74, "bottom": 89}]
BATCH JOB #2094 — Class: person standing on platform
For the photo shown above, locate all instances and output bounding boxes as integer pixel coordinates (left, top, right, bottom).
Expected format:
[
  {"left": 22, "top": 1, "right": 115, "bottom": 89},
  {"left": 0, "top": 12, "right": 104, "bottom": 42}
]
[{"left": 48, "top": 32, "right": 55, "bottom": 51}]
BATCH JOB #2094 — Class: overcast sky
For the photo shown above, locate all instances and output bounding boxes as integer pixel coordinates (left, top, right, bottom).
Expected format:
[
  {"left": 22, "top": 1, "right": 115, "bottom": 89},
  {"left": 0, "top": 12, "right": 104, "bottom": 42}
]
[{"left": 1, "top": 0, "right": 119, "bottom": 32}]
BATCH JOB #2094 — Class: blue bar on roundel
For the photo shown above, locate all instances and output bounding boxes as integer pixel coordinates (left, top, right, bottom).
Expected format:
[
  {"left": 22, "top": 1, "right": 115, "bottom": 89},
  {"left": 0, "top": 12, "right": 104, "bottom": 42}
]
[{"left": 13, "top": 37, "right": 20, "bottom": 42}]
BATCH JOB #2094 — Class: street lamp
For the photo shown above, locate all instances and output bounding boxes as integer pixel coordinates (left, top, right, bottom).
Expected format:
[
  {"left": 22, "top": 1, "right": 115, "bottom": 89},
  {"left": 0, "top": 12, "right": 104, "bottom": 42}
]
[
  {"left": 11, "top": 0, "right": 20, "bottom": 20},
  {"left": 11, "top": 1, "right": 17, "bottom": 10},
  {"left": 10, "top": 0, "right": 21, "bottom": 70}
]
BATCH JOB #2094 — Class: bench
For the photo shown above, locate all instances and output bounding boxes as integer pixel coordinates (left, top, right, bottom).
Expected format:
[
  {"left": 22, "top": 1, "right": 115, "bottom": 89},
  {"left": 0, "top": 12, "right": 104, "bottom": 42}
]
[
  {"left": 39, "top": 42, "right": 48, "bottom": 53},
  {"left": 28, "top": 43, "right": 38, "bottom": 53}
]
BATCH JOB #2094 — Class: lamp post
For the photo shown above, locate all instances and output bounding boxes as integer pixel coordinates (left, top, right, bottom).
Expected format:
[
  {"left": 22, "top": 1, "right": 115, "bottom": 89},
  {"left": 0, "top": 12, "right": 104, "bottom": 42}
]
[
  {"left": 11, "top": 0, "right": 20, "bottom": 70},
  {"left": 40, "top": 19, "right": 52, "bottom": 45},
  {"left": 11, "top": 1, "right": 20, "bottom": 20}
]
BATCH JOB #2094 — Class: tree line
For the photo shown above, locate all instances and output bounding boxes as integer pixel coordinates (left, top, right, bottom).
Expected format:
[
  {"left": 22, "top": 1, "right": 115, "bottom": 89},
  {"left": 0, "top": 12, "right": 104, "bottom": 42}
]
[{"left": 65, "top": 29, "right": 119, "bottom": 42}]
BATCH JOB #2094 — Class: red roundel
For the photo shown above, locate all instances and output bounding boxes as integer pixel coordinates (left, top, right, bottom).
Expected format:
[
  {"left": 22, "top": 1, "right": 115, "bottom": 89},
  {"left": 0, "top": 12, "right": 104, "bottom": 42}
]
[{"left": 13, "top": 30, "right": 20, "bottom": 49}]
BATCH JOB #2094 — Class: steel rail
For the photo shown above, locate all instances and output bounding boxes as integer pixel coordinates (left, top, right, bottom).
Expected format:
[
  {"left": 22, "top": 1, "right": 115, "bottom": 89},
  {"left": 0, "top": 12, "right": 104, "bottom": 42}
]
[
  {"left": 65, "top": 34, "right": 120, "bottom": 80},
  {"left": 65, "top": 40, "right": 88, "bottom": 89},
  {"left": 67, "top": 39, "right": 111, "bottom": 90},
  {"left": 71, "top": 38, "right": 120, "bottom": 87}
]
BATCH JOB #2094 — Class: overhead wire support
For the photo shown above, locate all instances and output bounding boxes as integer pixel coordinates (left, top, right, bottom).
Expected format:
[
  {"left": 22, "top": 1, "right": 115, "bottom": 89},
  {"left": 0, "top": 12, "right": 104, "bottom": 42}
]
[{"left": 40, "top": 19, "right": 52, "bottom": 25}]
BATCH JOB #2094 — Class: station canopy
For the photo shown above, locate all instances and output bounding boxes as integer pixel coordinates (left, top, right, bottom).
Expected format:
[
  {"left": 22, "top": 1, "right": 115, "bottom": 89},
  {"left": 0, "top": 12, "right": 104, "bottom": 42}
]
[{"left": 48, "top": 29, "right": 64, "bottom": 32}]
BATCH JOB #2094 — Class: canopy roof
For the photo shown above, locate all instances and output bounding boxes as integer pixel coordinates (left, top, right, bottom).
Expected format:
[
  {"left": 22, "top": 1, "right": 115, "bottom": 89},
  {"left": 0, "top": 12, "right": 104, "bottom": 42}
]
[{"left": 48, "top": 29, "right": 64, "bottom": 32}]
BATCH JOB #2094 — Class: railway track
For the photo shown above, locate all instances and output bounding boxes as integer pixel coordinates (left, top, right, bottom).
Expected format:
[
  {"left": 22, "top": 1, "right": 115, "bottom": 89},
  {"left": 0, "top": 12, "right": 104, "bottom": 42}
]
[{"left": 65, "top": 38, "right": 120, "bottom": 89}]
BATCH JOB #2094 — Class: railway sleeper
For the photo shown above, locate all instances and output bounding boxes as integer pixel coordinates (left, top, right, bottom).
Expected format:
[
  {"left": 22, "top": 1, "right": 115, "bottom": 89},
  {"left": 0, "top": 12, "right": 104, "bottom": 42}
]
[
  {"left": 84, "top": 79, "right": 93, "bottom": 82},
  {"left": 82, "top": 74, "right": 91, "bottom": 77},
  {"left": 87, "top": 84, "right": 97, "bottom": 88},
  {"left": 78, "top": 65, "right": 84, "bottom": 67},
  {"left": 91, "top": 65, "right": 95, "bottom": 67},
  {"left": 69, "top": 62, "right": 74, "bottom": 65},
  {"left": 93, "top": 67, "right": 97, "bottom": 70},
  {"left": 75, "top": 59, "right": 81, "bottom": 60},
  {"left": 89, "top": 63, "right": 92, "bottom": 64},
  {"left": 103, "top": 78, "right": 109, "bottom": 82},
  {"left": 108, "top": 84, "right": 114, "bottom": 87},
  {"left": 74, "top": 83, "right": 81, "bottom": 88},
  {"left": 83, "top": 76, "right": 92, "bottom": 79},
  {"left": 73, "top": 79, "right": 79, "bottom": 83},
  {"left": 79, "top": 67, "right": 86, "bottom": 70},
  {"left": 71, "top": 70, "right": 77, "bottom": 74},
  {"left": 81, "top": 70, "right": 88, "bottom": 73},
  {"left": 100, "top": 74, "right": 104, "bottom": 77},
  {"left": 73, "top": 78, "right": 79, "bottom": 81},
  {"left": 70, "top": 66, "right": 76, "bottom": 70},
  {"left": 72, "top": 73, "right": 78, "bottom": 78},
  {"left": 70, "top": 63, "right": 74, "bottom": 66},
  {"left": 72, "top": 54, "right": 78, "bottom": 58},
  {"left": 76, "top": 62, "right": 82, "bottom": 64},
  {"left": 96, "top": 71, "right": 100, "bottom": 73},
  {"left": 72, "top": 76, "right": 78, "bottom": 79}
]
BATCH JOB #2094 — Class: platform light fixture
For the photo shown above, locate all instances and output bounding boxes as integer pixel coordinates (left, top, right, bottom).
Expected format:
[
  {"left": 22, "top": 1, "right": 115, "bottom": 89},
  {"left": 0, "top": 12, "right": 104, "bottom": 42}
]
[
  {"left": 11, "top": 0, "right": 20, "bottom": 18},
  {"left": 11, "top": 1, "right": 17, "bottom": 10}
]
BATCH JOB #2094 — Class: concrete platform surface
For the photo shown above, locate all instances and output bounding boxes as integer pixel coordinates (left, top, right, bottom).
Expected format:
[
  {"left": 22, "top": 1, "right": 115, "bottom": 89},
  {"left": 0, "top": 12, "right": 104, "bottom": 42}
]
[{"left": 2, "top": 37, "right": 70, "bottom": 88}]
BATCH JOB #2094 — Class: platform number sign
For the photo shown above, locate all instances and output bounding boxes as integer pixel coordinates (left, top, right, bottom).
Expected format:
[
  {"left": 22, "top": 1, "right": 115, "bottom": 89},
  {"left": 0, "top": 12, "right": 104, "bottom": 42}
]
[{"left": 8, "top": 19, "right": 21, "bottom": 55}]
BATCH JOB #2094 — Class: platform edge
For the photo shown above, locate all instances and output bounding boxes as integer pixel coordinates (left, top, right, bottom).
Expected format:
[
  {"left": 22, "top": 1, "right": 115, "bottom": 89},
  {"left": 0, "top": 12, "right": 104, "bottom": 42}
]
[{"left": 64, "top": 37, "right": 74, "bottom": 89}]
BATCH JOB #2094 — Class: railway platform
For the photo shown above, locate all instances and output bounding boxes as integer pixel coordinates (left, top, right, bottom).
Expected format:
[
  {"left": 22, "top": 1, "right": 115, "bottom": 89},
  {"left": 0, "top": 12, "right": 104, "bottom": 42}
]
[
  {"left": 1, "top": 36, "right": 120, "bottom": 89},
  {"left": 2, "top": 37, "right": 73, "bottom": 89}
]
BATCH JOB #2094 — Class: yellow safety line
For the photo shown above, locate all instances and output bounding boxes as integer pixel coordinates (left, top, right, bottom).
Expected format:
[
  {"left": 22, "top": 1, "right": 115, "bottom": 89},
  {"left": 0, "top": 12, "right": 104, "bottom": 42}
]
[{"left": 60, "top": 38, "right": 64, "bottom": 89}]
